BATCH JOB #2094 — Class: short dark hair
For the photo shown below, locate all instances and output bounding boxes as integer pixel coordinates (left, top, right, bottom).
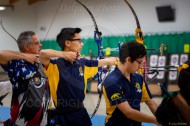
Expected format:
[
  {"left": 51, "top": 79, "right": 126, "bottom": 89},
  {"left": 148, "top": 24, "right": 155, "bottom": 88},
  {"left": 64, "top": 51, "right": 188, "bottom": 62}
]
[
  {"left": 119, "top": 41, "right": 147, "bottom": 63},
  {"left": 56, "top": 27, "right": 81, "bottom": 50}
]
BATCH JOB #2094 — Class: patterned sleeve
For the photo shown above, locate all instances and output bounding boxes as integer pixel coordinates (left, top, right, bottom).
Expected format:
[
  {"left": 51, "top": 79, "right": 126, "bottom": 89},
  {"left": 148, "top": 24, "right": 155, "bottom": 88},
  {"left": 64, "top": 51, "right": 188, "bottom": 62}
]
[{"left": 5, "top": 60, "right": 36, "bottom": 82}]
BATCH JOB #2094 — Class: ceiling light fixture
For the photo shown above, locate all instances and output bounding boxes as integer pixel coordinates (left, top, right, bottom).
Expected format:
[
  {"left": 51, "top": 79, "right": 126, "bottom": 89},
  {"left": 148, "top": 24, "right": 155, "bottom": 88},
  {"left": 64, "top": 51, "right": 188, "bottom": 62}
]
[
  {"left": 0, "top": 5, "right": 14, "bottom": 11},
  {"left": 0, "top": 6, "right": 6, "bottom": 10}
]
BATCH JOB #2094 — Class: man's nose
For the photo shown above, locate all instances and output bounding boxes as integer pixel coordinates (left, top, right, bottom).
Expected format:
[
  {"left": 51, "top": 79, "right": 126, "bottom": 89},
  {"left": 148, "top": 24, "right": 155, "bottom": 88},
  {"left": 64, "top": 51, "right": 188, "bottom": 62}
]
[{"left": 39, "top": 43, "right": 42, "bottom": 47}]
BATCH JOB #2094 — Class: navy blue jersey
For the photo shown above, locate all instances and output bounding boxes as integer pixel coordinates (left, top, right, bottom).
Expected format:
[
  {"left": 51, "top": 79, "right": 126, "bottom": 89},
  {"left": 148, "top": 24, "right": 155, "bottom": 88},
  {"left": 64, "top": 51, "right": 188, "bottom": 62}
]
[
  {"left": 44, "top": 58, "right": 98, "bottom": 126},
  {"left": 103, "top": 66, "right": 152, "bottom": 126}
]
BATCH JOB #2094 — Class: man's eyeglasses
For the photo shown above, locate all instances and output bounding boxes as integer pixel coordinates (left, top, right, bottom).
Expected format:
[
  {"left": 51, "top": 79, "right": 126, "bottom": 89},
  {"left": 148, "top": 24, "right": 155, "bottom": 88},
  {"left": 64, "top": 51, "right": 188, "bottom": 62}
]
[
  {"left": 34, "top": 41, "right": 41, "bottom": 45},
  {"left": 30, "top": 41, "right": 41, "bottom": 45},
  {"left": 135, "top": 60, "right": 144, "bottom": 65},
  {"left": 68, "top": 39, "right": 82, "bottom": 43}
]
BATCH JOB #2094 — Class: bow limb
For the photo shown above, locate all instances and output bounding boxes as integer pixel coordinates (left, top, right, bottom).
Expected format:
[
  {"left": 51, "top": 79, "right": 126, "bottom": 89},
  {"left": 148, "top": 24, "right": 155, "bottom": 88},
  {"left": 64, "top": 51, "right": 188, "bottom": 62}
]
[
  {"left": 75, "top": 0, "right": 104, "bottom": 119},
  {"left": 0, "top": 20, "right": 17, "bottom": 42},
  {"left": 75, "top": 0, "right": 103, "bottom": 58},
  {"left": 123, "top": 0, "right": 144, "bottom": 44},
  {"left": 123, "top": 0, "right": 147, "bottom": 79},
  {"left": 75, "top": 0, "right": 101, "bottom": 36}
]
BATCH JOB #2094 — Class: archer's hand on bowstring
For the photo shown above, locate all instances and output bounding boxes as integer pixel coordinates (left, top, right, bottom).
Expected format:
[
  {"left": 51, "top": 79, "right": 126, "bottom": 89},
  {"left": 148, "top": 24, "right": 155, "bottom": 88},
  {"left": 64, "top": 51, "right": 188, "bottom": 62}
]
[
  {"left": 22, "top": 53, "right": 40, "bottom": 64},
  {"left": 64, "top": 51, "right": 81, "bottom": 63},
  {"left": 98, "top": 57, "right": 119, "bottom": 67}
]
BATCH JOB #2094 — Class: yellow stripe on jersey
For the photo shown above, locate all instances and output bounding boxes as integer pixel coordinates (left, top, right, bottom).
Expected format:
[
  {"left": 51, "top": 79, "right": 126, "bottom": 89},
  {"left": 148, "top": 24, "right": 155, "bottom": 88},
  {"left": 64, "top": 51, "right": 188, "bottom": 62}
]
[
  {"left": 103, "top": 87, "right": 117, "bottom": 123},
  {"left": 84, "top": 66, "right": 98, "bottom": 94},
  {"left": 43, "top": 63, "right": 59, "bottom": 107},
  {"left": 141, "top": 82, "right": 151, "bottom": 102}
]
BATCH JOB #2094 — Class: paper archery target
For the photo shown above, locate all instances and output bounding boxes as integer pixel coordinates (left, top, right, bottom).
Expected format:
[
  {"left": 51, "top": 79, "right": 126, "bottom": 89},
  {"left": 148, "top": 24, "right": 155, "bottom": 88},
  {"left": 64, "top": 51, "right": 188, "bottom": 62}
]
[
  {"left": 168, "top": 54, "right": 179, "bottom": 82},
  {"left": 150, "top": 55, "right": 158, "bottom": 67},
  {"left": 170, "top": 54, "right": 179, "bottom": 66},
  {"left": 157, "top": 56, "right": 166, "bottom": 80},
  {"left": 169, "top": 71, "right": 178, "bottom": 80},
  {"left": 180, "top": 54, "right": 188, "bottom": 65},
  {"left": 158, "top": 56, "right": 166, "bottom": 67},
  {"left": 157, "top": 68, "right": 165, "bottom": 79}
]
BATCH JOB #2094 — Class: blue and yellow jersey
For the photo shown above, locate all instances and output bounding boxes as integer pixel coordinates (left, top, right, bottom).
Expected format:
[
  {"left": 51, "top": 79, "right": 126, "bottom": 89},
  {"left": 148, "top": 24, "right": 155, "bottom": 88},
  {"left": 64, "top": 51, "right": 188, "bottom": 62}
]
[
  {"left": 44, "top": 58, "right": 98, "bottom": 107},
  {"left": 103, "top": 66, "right": 152, "bottom": 126}
]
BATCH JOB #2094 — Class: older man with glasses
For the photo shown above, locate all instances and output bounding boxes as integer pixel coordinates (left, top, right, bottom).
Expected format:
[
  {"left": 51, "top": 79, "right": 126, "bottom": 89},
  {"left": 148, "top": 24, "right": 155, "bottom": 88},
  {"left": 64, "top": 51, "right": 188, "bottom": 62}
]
[{"left": 0, "top": 31, "right": 76, "bottom": 126}]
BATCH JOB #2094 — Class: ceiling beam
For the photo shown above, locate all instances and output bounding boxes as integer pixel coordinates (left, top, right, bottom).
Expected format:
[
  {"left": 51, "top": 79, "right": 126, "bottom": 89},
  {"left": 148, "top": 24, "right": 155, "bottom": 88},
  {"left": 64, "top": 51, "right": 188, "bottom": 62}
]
[{"left": 9, "top": 0, "right": 19, "bottom": 4}]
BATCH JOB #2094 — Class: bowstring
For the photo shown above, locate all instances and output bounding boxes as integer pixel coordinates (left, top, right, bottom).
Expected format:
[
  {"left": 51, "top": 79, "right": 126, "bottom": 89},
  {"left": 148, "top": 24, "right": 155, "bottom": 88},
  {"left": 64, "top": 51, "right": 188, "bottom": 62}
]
[{"left": 43, "top": 0, "right": 64, "bottom": 42}]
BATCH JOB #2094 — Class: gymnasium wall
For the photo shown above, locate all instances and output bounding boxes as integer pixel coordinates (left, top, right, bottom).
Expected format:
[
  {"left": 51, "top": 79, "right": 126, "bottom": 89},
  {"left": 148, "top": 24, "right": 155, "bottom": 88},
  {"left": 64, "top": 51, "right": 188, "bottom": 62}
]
[
  {"left": 41, "top": 32, "right": 190, "bottom": 56},
  {"left": 0, "top": 0, "right": 190, "bottom": 51}
]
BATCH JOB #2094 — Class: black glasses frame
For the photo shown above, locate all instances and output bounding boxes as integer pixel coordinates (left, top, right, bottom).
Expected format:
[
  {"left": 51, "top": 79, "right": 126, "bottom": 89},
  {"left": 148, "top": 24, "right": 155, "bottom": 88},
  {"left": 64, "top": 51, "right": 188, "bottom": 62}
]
[
  {"left": 135, "top": 60, "right": 144, "bottom": 65},
  {"left": 68, "top": 38, "right": 82, "bottom": 43}
]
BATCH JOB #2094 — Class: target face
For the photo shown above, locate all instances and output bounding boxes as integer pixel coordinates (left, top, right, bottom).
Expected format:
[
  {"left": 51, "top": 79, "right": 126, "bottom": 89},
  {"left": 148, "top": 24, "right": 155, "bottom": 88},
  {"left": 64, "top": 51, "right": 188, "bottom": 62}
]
[
  {"left": 157, "top": 68, "right": 165, "bottom": 79},
  {"left": 170, "top": 54, "right": 179, "bottom": 65},
  {"left": 158, "top": 56, "right": 166, "bottom": 67},
  {"left": 150, "top": 55, "right": 158, "bottom": 66},
  {"left": 169, "top": 71, "right": 178, "bottom": 80},
  {"left": 180, "top": 54, "right": 188, "bottom": 65}
]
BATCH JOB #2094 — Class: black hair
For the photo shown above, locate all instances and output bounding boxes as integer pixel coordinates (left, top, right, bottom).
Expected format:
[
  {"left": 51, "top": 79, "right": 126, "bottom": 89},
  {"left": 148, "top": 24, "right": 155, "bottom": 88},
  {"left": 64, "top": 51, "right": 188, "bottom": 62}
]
[
  {"left": 56, "top": 27, "right": 81, "bottom": 50},
  {"left": 119, "top": 41, "right": 147, "bottom": 63}
]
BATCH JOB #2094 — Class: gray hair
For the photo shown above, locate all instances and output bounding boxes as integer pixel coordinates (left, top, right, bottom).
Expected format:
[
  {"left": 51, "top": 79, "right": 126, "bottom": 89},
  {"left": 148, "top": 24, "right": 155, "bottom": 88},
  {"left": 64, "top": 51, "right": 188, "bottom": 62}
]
[{"left": 17, "top": 31, "right": 35, "bottom": 52}]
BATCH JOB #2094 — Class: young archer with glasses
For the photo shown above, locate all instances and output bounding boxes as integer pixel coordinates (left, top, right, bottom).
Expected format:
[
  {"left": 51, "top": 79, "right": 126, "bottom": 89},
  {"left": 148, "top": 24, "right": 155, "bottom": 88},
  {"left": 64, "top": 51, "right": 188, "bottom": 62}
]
[
  {"left": 102, "top": 41, "right": 160, "bottom": 126},
  {"left": 40, "top": 27, "right": 118, "bottom": 126}
]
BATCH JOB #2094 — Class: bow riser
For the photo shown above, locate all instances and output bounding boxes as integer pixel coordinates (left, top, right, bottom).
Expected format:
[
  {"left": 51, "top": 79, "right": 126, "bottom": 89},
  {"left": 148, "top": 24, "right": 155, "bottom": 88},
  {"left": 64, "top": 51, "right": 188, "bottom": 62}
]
[{"left": 75, "top": 0, "right": 104, "bottom": 119}]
